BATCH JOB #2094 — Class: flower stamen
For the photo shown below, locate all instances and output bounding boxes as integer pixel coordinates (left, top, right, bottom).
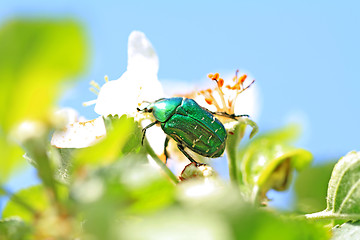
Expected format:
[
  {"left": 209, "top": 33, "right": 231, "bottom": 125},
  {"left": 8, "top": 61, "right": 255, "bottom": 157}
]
[
  {"left": 83, "top": 75, "right": 110, "bottom": 107},
  {"left": 198, "top": 70, "right": 255, "bottom": 116},
  {"left": 90, "top": 80, "right": 101, "bottom": 91},
  {"left": 89, "top": 87, "right": 99, "bottom": 95}
]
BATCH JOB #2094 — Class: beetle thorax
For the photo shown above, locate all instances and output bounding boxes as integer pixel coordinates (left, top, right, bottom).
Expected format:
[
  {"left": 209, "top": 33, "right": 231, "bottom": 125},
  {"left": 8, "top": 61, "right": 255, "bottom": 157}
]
[{"left": 151, "top": 97, "right": 183, "bottom": 122}]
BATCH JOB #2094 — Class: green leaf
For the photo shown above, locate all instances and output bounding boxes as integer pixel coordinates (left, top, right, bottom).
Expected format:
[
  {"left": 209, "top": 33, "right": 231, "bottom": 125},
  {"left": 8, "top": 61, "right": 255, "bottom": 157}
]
[
  {"left": 71, "top": 156, "right": 176, "bottom": 239},
  {"left": 2, "top": 185, "right": 48, "bottom": 222},
  {"left": 119, "top": 201, "right": 329, "bottom": 240},
  {"left": 0, "top": 135, "right": 24, "bottom": 183},
  {"left": 294, "top": 162, "right": 336, "bottom": 213},
  {"left": 327, "top": 151, "right": 360, "bottom": 214},
  {"left": 238, "top": 125, "right": 313, "bottom": 203},
  {"left": 174, "top": 181, "right": 329, "bottom": 240},
  {"left": 332, "top": 221, "right": 360, "bottom": 240},
  {"left": 73, "top": 115, "right": 139, "bottom": 167},
  {"left": 306, "top": 151, "right": 360, "bottom": 220},
  {"left": 0, "top": 19, "right": 86, "bottom": 131},
  {"left": 0, "top": 19, "right": 86, "bottom": 183},
  {"left": 229, "top": 208, "right": 329, "bottom": 240},
  {"left": 104, "top": 115, "right": 143, "bottom": 154},
  {"left": 0, "top": 217, "right": 32, "bottom": 240}
]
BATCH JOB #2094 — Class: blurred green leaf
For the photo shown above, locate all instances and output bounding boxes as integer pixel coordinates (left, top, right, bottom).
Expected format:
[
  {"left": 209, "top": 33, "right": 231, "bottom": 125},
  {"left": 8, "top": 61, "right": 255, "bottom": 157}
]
[
  {"left": 0, "top": 217, "right": 31, "bottom": 240},
  {"left": 228, "top": 208, "right": 329, "bottom": 240},
  {"left": 175, "top": 181, "right": 329, "bottom": 240},
  {"left": 119, "top": 208, "right": 233, "bottom": 240},
  {"left": 119, "top": 201, "right": 329, "bottom": 240},
  {"left": 71, "top": 155, "right": 176, "bottom": 239},
  {"left": 2, "top": 185, "right": 48, "bottom": 222},
  {"left": 0, "top": 19, "right": 86, "bottom": 183},
  {"left": 307, "top": 151, "right": 360, "bottom": 220},
  {"left": 124, "top": 164, "right": 176, "bottom": 214},
  {"left": 332, "top": 221, "right": 360, "bottom": 240},
  {"left": 74, "top": 115, "right": 140, "bottom": 167},
  {"left": 0, "top": 19, "right": 86, "bottom": 131},
  {"left": 295, "top": 162, "right": 336, "bottom": 213},
  {"left": 238, "top": 125, "right": 313, "bottom": 202},
  {"left": 0, "top": 135, "right": 24, "bottom": 183}
]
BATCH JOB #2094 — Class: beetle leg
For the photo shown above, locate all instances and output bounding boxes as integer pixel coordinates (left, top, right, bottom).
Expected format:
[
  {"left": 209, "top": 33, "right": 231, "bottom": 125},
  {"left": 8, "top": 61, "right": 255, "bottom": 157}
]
[
  {"left": 141, "top": 121, "right": 159, "bottom": 145},
  {"left": 210, "top": 111, "right": 249, "bottom": 120},
  {"left": 177, "top": 144, "right": 201, "bottom": 165},
  {"left": 164, "top": 136, "right": 170, "bottom": 164}
]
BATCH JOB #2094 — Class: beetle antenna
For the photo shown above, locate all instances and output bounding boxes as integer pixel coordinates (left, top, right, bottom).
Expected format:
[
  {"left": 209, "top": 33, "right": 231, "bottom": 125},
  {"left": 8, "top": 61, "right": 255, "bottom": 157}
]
[
  {"left": 137, "top": 107, "right": 152, "bottom": 113},
  {"left": 209, "top": 110, "right": 250, "bottom": 120}
]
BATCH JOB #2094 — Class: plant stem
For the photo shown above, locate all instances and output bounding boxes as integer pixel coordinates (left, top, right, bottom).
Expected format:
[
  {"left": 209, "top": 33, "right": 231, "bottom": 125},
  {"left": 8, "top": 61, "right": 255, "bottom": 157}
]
[
  {"left": 226, "top": 119, "right": 258, "bottom": 186},
  {"left": 305, "top": 211, "right": 360, "bottom": 221},
  {"left": 226, "top": 142, "right": 238, "bottom": 185},
  {"left": 144, "top": 140, "right": 179, "bottom": 184},
  {"left": 226, "top": 123, "right": 246, "bottom": 185}
]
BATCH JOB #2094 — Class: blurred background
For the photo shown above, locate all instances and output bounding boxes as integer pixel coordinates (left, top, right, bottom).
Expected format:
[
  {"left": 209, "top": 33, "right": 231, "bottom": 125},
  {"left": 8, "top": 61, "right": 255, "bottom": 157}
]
[{"left": 1, "top": 0, "right": 359, "bottom": 211}]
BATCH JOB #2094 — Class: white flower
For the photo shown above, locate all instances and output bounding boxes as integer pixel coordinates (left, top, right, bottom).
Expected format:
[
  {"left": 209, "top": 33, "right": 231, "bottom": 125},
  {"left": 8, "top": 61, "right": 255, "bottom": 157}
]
[
  {"left": 52, "top": 31, "right": 165, "bottom": 152},
  {"left": 94, "top": 31, "right": 164, "bottom": 116},
  {"left": 91, "top": 31, "right": 166, "bottom": 157}
]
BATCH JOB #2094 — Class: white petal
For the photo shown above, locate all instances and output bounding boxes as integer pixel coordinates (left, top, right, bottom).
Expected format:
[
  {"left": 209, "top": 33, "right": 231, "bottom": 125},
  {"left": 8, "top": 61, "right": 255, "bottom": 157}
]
[
  {"left": 127, "top": 31, "right": 159, "bottom": 74},
  {"left": 233, "top": 85, "right": 260, "bottom": 120},
  {"left": 193, "top": 95, "right": 217, "bottom": 112},
  {"left": 51, "top": 117, "right": 106, "bottom": 148},
  {"left": 94, "top": 31, "right": 164, "bottom": 116},
  {"left": 94, "top": 73, "right": 139, "bottom": 116}
]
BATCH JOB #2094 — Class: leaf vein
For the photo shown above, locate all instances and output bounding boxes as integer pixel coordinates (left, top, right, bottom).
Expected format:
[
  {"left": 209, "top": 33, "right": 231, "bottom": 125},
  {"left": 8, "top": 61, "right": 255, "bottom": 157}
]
[{"left": 338, "top": 178, "right": 360, "bottom": 213}]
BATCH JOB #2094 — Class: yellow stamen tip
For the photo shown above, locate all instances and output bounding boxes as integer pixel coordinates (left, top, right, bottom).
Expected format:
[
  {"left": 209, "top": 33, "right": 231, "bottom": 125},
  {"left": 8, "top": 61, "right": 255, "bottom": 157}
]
[{"left": 90, "top": 80, "right": 101, "bottom": 90}]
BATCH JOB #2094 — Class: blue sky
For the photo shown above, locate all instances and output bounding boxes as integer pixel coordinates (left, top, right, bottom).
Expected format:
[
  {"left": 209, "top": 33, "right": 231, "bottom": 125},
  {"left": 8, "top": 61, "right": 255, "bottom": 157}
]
[{"left": 1, "top": 1, "right": 360, "bottom": 210}]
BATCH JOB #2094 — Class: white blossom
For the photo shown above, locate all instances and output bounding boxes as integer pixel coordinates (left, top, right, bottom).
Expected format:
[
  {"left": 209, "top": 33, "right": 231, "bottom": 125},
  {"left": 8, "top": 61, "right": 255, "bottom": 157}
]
[
  {"left": 52, "top": 31, "right": 165, "bottom": 151},
  {"left": 94, "top": 31, "right": 164, "bottom": 116}
]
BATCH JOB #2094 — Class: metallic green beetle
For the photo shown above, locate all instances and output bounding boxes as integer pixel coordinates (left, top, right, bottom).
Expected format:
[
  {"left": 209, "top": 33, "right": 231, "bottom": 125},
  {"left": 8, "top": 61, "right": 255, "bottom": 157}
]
[{"left": 138, "top": 97, "right": 247, "bottom": 164}]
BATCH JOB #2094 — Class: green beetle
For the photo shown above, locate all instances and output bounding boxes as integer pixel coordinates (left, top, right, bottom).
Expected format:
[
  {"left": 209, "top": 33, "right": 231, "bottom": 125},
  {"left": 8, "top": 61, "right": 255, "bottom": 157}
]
[{"left": 138, "top": 97, "right": 248, "bottom": 164}]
